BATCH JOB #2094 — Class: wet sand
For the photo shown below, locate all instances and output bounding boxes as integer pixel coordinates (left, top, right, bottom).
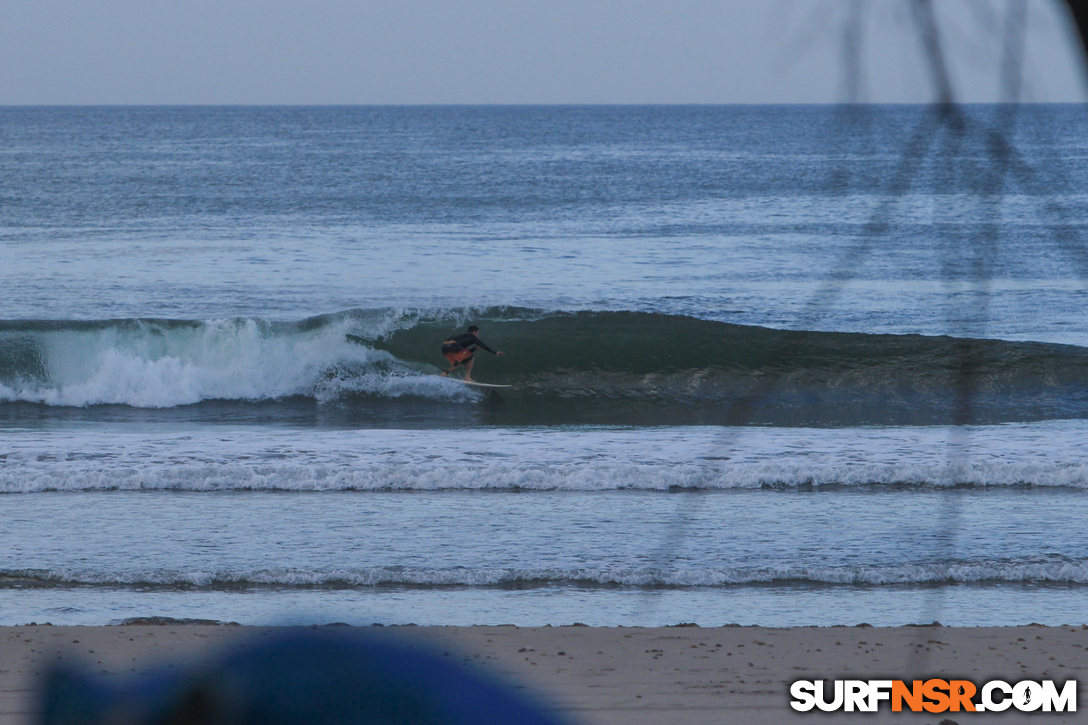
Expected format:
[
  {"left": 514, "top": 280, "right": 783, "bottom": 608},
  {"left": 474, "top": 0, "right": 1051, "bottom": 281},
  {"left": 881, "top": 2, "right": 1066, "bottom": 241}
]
[{"left": 2, "top": 623, "right": 1086, "bottom": 724}]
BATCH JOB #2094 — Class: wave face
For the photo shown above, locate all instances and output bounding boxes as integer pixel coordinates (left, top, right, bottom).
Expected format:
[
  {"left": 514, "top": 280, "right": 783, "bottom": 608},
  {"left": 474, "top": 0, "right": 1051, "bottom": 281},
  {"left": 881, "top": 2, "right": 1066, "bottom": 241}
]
[{"left": 3, "top": 309, "right": 1088, "bottom": 426}]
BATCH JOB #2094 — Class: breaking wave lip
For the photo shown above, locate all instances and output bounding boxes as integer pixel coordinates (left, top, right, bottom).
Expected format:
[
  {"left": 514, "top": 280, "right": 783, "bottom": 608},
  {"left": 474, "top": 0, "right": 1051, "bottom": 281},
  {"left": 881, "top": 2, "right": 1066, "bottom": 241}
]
[
  {"left": 5, "top": 561, "right": 1088, "bottom": 590},
  {"left": 4, "top": 307, "right": 1088, "bottom": 425}
]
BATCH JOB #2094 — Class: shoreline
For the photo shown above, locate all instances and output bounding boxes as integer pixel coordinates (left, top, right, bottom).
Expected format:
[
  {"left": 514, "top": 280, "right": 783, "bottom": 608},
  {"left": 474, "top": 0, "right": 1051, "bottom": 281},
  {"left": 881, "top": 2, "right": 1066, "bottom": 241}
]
[{"left": 3, "top": 623, "right": 1086, "bottom": 724}]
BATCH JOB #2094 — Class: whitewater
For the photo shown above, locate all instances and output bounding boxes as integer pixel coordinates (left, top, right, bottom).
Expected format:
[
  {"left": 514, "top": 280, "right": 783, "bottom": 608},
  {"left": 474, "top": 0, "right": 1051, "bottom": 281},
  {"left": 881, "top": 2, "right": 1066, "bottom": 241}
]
[{"left": 7, "top": 424, "right": 1088, "bottom": 494}]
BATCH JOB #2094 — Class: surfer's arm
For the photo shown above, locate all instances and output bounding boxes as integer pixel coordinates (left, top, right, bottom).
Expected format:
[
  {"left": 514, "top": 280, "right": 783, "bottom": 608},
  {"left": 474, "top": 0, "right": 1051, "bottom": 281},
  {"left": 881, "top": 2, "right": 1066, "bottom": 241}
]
[{"left": 468, "top": 335, "right": 499, "bottom": 355}]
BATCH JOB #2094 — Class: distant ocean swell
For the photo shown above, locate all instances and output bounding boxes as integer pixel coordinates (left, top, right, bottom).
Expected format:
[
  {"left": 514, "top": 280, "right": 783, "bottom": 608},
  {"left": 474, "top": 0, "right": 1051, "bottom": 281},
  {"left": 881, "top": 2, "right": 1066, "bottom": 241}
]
[
  {"left": 4, "top": 561, "right": 1088, "bottom": 590},
  {"left": 3, "top": 308, "right": 1088, "bottom": 426}
]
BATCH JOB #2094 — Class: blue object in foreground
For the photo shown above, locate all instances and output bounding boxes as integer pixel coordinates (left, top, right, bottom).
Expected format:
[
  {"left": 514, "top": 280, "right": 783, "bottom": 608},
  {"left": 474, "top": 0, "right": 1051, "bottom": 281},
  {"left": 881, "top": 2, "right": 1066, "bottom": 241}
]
[{"left": 40, "top": 628, "right": 570, "bottom": 725}]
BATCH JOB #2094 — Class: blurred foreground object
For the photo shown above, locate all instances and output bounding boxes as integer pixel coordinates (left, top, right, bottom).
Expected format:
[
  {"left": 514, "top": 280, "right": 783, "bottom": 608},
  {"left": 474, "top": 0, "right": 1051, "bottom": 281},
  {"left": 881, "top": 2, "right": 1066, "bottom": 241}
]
[{"left": 40, "top": 628, "right": 569, "bottom": 725}]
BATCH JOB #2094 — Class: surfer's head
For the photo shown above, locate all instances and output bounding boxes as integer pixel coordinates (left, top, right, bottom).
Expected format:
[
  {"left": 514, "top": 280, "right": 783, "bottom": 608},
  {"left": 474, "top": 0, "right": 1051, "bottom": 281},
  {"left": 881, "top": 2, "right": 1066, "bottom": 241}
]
[{"left": 468, "top": 325, "right": 480, "bottom": 334}]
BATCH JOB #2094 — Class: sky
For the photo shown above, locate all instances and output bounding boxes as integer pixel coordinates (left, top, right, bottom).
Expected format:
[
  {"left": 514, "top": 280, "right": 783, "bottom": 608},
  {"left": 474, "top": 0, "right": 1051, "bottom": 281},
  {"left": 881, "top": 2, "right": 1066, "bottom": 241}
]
[{"left": 0, "top": 0, "right": 1084, "bottom": 105}]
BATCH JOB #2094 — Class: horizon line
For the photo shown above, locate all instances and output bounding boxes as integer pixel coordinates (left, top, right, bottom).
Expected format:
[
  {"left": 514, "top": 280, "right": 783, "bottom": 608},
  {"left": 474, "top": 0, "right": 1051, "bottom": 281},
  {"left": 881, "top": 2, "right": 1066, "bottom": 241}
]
[{"left": 2, "top": 101, "right": 1086, "bottom": 108}]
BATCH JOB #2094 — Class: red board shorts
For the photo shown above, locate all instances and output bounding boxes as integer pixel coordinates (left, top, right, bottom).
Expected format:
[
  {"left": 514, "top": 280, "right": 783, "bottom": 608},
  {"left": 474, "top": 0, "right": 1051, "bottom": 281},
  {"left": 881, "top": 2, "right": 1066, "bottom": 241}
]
[{"left": 443, "top": 347, "right": 473, "bottom": 366}]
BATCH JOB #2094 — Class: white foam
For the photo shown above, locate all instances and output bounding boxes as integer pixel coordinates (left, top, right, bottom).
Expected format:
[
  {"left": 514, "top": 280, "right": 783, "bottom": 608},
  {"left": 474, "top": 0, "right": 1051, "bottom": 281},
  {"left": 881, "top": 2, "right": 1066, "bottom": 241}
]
[
  {"left": 0, "top": 316, "right": 466, "bottom": 407},
  {"left": 6, "top": 422, "right": 1088, "bottom": 492},
  {"left": 10, "top": 560, "right": 1088, "bottom": 588}
]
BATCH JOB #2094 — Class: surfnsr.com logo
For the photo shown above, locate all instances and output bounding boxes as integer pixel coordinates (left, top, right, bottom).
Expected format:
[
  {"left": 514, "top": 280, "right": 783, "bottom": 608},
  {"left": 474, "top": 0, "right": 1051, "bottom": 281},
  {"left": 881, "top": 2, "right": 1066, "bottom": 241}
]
[{"left": 790, "top": 679, "right": 1076, "bottom": 713}]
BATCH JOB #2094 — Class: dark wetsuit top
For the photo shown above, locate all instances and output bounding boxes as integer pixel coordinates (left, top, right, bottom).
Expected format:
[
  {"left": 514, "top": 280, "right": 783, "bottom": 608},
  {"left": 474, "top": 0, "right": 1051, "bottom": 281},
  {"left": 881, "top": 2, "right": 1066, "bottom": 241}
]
[{"left": 441, "top": 333, "right": 497, "bottom": 355}]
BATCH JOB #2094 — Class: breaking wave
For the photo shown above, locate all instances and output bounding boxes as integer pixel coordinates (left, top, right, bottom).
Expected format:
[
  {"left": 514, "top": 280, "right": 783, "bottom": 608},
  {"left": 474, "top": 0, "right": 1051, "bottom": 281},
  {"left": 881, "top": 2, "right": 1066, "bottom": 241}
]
[{"left": 4, "top": 308, "right": 1088, "bottom": 425}]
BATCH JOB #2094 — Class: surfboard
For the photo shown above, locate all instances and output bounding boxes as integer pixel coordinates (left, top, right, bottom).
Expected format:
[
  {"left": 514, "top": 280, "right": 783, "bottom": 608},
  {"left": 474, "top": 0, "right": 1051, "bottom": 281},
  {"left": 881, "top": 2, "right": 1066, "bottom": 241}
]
[{"left": 451, "top": 379, "right": 512, "bottom": 389}]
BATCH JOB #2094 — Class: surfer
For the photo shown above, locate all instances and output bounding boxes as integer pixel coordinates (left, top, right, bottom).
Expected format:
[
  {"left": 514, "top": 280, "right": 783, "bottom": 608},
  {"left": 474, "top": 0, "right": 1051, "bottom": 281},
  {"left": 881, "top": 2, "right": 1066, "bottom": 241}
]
[{"left": 441, "top": 325, "right": 505, "bottom": 382}]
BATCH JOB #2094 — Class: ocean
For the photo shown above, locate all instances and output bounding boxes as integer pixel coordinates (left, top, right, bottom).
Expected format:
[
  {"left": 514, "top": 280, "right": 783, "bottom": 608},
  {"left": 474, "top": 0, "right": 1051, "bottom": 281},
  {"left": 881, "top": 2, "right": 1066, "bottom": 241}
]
[{"left": 2, "top": 104, "right": 1088, "bottom": 627}]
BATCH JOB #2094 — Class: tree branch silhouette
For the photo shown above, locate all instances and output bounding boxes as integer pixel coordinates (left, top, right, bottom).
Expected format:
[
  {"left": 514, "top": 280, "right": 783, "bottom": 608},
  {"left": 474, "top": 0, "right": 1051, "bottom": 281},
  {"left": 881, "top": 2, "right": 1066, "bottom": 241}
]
[{"left": 1062, "top": 0, "right": 1088, "bottom": 66}]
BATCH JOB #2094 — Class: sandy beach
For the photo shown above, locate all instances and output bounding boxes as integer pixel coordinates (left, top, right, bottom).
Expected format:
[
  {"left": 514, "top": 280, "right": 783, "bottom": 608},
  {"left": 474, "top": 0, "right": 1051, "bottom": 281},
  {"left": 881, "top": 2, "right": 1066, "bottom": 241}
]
[{"left": 2, "top": 622, "right": 1086, "bottom": 724}]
